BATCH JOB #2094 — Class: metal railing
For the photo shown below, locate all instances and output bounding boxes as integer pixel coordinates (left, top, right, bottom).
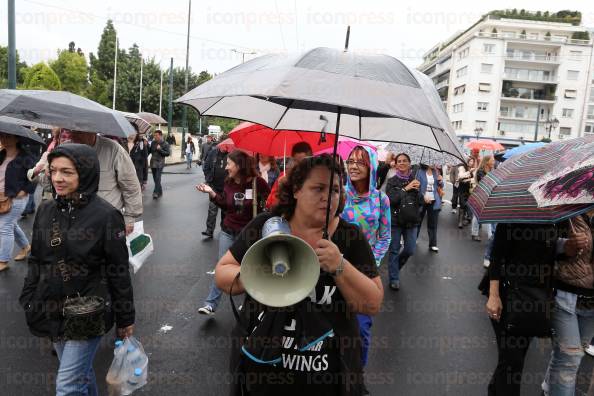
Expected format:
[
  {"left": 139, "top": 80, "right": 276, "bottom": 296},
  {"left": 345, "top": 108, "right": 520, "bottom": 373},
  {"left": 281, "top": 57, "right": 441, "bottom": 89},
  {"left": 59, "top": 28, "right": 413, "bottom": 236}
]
[
  {"left": 503, "top": 73, "right": 558, "bottom": 83},
  {"left": 477, "top": 31, "right": 591, "bottom": 46}
]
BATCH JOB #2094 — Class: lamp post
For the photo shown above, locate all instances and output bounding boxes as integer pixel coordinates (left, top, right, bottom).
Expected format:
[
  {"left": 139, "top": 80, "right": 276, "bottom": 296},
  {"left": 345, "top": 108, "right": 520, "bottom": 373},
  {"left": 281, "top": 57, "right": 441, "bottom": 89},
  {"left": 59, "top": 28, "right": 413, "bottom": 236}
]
[
  {"left": 231, "top": 49, "right": 256, "bottom": 63},
  {"left": 544, "top": 117, "right": 559, "bottom": 140},
  {"left": 474, "top": 127, "right": 483, "bottom": 140}
]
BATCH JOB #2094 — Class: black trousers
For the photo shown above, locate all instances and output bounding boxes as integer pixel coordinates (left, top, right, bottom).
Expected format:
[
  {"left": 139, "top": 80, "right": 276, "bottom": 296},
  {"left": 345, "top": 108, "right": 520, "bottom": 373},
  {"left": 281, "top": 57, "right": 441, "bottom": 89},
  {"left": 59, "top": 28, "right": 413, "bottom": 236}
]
[
  {"left": 488, "top": 318, "right": 533, "bottom": 396},
  {"left": 151, "top": 167, "right": 163, "bottom": 195},
  {"left": 205, "top": 201, "right": 219, "bottom": 234},
  {"left": 417, "top": 203, "right": 439, "bottom": 247},
  {"left": 451, "top": 186, "right": 459, "bottom": 209}
]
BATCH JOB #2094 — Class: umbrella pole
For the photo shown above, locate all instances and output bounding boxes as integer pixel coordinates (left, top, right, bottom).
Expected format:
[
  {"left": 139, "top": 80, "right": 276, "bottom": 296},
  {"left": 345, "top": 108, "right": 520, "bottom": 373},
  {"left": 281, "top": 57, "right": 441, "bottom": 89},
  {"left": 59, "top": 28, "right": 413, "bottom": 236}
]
[{"left": 323, "top": 107, "right": 342, "bottom": 240}]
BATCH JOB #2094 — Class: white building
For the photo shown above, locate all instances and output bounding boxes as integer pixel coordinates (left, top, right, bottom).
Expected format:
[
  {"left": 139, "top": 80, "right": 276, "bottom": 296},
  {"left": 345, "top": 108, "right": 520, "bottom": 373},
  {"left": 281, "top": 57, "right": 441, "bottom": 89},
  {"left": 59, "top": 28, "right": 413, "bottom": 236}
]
[
  {"left": 582, "top": 28, "right": 594, "bottom": 136},
  {"left": 418, "top": 11, "right": 594, "bottom": 145}
]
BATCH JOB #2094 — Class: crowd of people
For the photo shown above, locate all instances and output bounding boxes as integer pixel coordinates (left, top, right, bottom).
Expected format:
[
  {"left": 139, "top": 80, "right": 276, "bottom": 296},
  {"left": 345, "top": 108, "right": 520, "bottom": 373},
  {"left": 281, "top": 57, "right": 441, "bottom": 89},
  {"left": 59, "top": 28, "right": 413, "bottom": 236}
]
[{"left": 0, "top": 119, "right": 592, "bottom": 396}]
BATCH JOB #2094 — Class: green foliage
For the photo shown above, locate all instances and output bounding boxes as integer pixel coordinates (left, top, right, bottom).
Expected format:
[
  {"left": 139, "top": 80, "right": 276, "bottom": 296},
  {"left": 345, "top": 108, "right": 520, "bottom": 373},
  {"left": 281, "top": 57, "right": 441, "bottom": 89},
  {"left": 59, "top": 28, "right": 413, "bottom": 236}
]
[
  {"left": 487, "top": 9, "right": 582, "bottom": 25},
  {"left": 93, "top": 19, "right": 117, "bottom": 82},
  {"left": 571, "top": 31, "right": 590, "bottom": 40},
  {"left": 23, "top": 63, "right": 62, "bottom": 90},
  {"left": 0, "top": 46, "right": 28, "bottom": 87},
  {"left": 50, "top": 46, "right": 88, "bottom": 94}
]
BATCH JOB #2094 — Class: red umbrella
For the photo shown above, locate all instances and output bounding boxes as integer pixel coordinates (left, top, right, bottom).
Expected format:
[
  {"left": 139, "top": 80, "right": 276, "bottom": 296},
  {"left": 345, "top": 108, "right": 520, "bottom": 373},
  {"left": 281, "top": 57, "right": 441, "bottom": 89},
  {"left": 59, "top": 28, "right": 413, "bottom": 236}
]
[
  {"left": 465, "top": 139, "right": 504, "bottom": 151},
  {"left": 229, "top": 122, "right": 335, "bottom": 157},
  {"left": 217, "top": 137, "right": 253, "bottom": 155}
]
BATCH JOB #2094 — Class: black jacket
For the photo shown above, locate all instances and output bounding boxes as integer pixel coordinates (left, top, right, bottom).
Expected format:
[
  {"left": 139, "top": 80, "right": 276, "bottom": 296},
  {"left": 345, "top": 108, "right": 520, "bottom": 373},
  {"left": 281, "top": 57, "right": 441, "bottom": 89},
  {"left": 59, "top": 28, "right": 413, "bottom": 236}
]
[
  {"left": 0, "top": 149, "right": 36, "bottom": 197},
  {"left": 385, "top": 172, "right": 423, "bottom": 227},
  {"left": 19, "top": 144, "right": 135, "bottom": 339},
  {"left": 149, "top": 139, "right": 171, "bottom": 169},
  {"left": 204, "top": 147, "right": 228, "bottom": 193},
  {"left": 129, "top": 139, "right": 149, "bottom": 183}
]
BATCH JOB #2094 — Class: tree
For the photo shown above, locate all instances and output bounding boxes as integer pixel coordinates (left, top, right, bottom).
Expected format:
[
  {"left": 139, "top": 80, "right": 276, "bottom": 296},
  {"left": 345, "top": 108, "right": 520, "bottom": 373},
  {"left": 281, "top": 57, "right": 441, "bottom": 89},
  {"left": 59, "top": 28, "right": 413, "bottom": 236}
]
[
  {"left": 92, "top": 20, "right": 117, "bottom": 82},
  {"left": 50, "top": 46, "right": 88, "bottom": 94},
  {"left": 0, "top": 46, "right": 28, "bottom": 87},
  {"left": 23, "top": 63, "right": 61, "bottom": 90}
]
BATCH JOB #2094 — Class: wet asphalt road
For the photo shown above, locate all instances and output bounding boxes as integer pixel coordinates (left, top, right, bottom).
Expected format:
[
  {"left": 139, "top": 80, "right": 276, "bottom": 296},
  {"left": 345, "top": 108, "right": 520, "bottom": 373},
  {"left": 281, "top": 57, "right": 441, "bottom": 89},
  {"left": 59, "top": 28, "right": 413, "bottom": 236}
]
[{"left": 1, "top": 163, "right": 592, "bottom": 396}]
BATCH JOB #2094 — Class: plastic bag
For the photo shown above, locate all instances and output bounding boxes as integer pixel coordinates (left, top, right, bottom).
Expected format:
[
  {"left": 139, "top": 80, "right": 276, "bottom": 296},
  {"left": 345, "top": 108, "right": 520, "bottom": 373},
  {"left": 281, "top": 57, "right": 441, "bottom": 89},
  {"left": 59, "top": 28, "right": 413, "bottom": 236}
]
[
  {"left": 105, "top": 337, "right": 148, "bottom": 396},
  {"left": 126, "top": 221, "right": 154, "bottom": 273}
]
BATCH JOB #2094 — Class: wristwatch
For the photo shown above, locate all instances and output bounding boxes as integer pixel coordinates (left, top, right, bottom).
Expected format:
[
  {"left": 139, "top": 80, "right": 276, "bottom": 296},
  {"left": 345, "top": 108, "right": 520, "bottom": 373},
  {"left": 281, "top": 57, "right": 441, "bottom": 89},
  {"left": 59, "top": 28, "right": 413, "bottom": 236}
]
[{"left": 332, "top": 254, "right": 345, "bottom": 278}]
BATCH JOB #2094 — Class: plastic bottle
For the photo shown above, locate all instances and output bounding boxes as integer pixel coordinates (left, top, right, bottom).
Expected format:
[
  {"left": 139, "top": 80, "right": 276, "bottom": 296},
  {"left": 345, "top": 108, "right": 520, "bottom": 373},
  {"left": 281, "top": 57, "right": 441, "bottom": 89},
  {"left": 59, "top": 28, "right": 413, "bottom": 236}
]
[
  {"left": 106, "top": 340, "right": 125, "bottom": 396},
  {"left": 121, "top": 344, "right": 148, "bottom": 395}
]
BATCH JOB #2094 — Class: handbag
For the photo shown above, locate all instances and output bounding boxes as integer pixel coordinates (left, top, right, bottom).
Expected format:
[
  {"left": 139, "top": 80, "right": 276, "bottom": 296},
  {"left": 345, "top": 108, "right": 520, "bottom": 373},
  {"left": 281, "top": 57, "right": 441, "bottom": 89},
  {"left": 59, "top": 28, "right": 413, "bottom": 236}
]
[
  {"left": 0, "top": 194, "right": 12, "bottom": 214},
  {"left": 51, "top": 216, "right": 106, "bottom": 340},
  {"left": 502, "top": 280, "right": 553, "bottom": 337}
]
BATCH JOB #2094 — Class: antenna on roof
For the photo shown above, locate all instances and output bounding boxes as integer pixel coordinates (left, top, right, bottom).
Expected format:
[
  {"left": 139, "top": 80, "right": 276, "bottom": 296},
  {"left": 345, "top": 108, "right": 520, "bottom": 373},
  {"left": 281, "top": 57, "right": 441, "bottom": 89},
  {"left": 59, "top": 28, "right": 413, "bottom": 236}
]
[{"left": 344, "top": 26, "right": 351, "bottom": 52}]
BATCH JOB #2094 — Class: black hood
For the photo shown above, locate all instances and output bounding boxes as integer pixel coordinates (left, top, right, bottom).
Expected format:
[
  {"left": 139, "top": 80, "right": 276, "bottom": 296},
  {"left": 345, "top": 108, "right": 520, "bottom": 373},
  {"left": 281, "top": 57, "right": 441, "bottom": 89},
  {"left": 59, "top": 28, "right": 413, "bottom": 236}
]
[{"left": 47, "top": 143, "right": 100, "bottom": 197}]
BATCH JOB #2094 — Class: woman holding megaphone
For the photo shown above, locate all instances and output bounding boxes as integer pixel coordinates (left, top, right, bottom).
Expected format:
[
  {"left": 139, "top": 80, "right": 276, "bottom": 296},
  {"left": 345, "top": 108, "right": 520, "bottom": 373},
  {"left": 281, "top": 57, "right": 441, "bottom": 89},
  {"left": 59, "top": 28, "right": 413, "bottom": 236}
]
[{"left": 215, "top": 154, "right": 383, "bottom": 396}]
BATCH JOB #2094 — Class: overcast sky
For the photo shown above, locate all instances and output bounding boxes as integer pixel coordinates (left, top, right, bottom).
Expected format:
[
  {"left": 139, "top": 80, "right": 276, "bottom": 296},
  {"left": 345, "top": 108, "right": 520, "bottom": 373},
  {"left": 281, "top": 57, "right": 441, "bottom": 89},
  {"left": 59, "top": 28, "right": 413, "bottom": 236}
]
[{"left": 2, "top": 0, "right": 594, "bottom": 74}]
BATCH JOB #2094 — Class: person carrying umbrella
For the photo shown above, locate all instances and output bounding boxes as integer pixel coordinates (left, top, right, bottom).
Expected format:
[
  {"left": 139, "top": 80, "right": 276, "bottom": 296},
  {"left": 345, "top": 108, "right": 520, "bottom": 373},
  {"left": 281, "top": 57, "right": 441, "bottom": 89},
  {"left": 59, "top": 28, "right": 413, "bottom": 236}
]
[
  {"left": 340, "top": 145, "right": 391, "bottom": 368},
  {"left": 0, "top": 125, "right": 37, "bottom": 272}
]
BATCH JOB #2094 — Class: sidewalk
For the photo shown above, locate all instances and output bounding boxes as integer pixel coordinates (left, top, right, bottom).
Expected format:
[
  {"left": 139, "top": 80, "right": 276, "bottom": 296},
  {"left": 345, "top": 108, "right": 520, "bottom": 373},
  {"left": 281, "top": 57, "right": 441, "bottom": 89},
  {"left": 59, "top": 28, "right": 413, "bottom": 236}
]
[{"left": 163, "top": 132, "right": 200, "bottom": 166}]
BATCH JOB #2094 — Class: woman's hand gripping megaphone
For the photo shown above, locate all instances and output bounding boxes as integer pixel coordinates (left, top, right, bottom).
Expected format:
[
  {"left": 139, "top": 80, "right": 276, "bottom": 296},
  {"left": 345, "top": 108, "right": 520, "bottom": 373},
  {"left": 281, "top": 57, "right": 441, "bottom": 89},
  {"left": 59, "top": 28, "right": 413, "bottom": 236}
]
[{"left": 315, "top": 239, "right": 343, "bottom": 275}]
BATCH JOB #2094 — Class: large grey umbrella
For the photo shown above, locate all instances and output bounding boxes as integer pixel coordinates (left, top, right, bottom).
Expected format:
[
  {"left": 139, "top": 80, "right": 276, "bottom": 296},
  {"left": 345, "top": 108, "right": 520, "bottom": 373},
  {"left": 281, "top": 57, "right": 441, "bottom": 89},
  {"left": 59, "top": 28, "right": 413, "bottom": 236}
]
[
  {"left": 137, "top": 112, "right": 167, "bottom": 125},
  {"left": 0, "top": 118, "right": 45, "bottom": 144},
  {"left": 0, "top": 90, "right": 135, "bottom": 138},
  {"left": 176, "top": 47, "right": 464, "bottom": 161},
  {"left": 384, "top": 143, "right": 463, "bottom": 166}
]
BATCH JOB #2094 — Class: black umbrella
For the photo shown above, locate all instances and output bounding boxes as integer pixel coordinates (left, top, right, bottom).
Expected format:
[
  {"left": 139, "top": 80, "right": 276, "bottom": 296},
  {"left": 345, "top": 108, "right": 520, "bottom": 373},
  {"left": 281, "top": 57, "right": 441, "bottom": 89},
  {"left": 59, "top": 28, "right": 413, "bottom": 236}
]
[{"left": 0, "top": 118, "right": 45, "bottom": 144}]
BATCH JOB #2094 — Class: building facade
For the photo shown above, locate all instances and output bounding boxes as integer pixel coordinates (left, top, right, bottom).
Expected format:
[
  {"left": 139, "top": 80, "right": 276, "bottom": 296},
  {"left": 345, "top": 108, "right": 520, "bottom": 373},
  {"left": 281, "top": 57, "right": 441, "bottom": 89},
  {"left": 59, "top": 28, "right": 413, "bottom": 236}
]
[{"left": 419, "top": 13, "right": 594, "bottom": 145}]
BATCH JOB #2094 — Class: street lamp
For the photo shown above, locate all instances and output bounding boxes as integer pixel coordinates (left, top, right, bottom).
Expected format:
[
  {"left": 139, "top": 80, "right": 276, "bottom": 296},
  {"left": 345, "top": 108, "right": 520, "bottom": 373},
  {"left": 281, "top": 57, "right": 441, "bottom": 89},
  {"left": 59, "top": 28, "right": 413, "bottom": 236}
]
[
  {"left": 545, "top": 117, "right": 559, "bottom": 140},
  {"left": 474, "top": 127, "right": 483, "bottom": 140}
]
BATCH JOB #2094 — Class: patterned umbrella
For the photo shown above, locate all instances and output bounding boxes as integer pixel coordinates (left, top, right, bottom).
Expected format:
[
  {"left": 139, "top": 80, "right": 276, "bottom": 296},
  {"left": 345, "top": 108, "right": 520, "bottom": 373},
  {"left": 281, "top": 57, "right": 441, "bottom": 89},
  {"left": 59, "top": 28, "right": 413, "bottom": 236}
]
[
  {"left": 384, "top": 143, "right": 462, "bottom": 166},
  {"left": 528, "top": 139, "right": 594, "bottom": 207},
  {"left": 468, "top": 136, "right": 594, "bottom": 224}
]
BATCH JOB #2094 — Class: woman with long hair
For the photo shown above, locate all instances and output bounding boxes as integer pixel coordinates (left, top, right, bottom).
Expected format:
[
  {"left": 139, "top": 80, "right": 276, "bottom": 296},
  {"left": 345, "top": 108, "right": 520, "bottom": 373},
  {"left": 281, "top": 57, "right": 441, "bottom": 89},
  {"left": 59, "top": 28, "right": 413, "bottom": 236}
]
[
  {"left": 256, "top": 154, "right": 280, "bottom": 189},
  {"left": 471, "top": 155, "right": 495, "bottom": 242},
  {"left": 215, "top": 154, "right": 382, "bottom": 395},
  {"left": 416, "top": 164, "right": 444, "bottom": 252},
  {"left": 341, "top": 146, "right": 391, "bottom": 367},
  {"left": 456, "top": 157, "right": 476, "bottom": 229},
  {"left": 195, "top": 150, "right": 270, "bottom": 315}
]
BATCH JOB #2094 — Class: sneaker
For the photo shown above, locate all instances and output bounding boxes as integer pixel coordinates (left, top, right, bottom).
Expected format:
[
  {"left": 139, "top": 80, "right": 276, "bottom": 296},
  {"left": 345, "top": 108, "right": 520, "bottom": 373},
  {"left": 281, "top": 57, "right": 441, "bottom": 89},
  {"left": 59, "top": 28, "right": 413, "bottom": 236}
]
[
  {"left": 152, "top": 193, "right": 158, "bottom": 199},
  {"left": 586, "top": 344, "right": 594, "bottom": 357},
  {"left": 483, "top": 259, "right": 490, "bottom": 268},
  {"left": 389, "top": 281, "right": 400, "bottom": 291},
  {"left": 201, "top": 231, "right": 213, "bottom": 239},
  {"left": 472, "top": 235, "right": 482, "bottom": 242},
  {"left": 206, "top": 269, "right": 215, "bottom": 275},
  {"left": 198, "top": 305, "right": 215, "bottom": 315},
  {"left": 451, "top": 209, "right": 457, "bottom": 214},
  {"left": 430, "top": 246, "right": 439, "bottom": 253}
]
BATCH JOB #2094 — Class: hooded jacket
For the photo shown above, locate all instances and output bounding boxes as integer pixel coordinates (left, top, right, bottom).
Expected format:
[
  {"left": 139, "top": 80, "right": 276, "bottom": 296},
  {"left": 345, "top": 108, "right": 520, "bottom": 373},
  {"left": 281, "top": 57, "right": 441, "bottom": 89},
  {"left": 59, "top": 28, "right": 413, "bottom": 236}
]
[
  {"left": 340, "top": 146, "right": 391, "bottom": 266},
  {"left": 19, "top": 143, "right": 135, "bottom": 339}
]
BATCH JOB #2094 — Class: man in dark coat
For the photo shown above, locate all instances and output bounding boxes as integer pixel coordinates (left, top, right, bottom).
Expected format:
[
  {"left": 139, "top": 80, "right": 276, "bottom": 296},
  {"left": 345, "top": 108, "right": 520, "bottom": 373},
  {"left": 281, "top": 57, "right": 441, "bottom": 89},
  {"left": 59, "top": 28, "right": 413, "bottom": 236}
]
[
  {"left": 149, "top": 130, "right": 171, "bottom": 199},
  {"left": 201, "top": 144, "right": 229, "bottom": 238}
]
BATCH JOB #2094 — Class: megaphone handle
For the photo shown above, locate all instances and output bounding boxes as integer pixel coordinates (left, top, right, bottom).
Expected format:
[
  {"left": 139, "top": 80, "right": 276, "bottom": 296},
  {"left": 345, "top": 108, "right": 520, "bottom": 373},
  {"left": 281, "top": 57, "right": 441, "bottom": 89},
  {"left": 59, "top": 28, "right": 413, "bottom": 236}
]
[{"left": 229, "top": 273, "right": 249, "bottom": 336}]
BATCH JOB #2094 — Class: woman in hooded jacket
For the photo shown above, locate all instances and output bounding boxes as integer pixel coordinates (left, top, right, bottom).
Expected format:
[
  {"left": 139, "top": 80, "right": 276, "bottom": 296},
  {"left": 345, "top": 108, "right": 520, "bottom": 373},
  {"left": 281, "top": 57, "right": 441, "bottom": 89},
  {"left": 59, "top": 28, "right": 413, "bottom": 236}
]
[
  {"left": 20, "top": 143, "right": 135, "bottom": 396},
  {"left": 340, "top": 145, "right": 391, "bottom": 367}
]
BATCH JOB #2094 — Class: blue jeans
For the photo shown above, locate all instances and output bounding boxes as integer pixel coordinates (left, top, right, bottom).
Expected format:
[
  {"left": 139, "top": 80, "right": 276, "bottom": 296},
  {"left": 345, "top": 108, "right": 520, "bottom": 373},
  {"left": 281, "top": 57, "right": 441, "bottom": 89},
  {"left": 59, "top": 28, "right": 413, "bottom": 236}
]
[
  {"left": 204, "top": 231, "right": 238, "bottom": 310},
  {"left": 484, "top": 223, "right": 496, "bottom": 261},
  {"left": 186, "top": 152, "right": 193, "bottom": 168},
  {"left": 53, "top": 336, "right": 102, "bottom": 396},
  {"left": 24, "top": 192, "right": 36, "bottom": 213},
  {"left": 357, "top": 314, "right": 372, "bottom": 367},
  {"left": 0, "top": 196, "right": 29, "bottom": 262},
  {"left": 388, "top": 225, "right": 417, "bottom": 283},
  {"left": 543, "top": 291, "right": 594, "bottom": 396}
]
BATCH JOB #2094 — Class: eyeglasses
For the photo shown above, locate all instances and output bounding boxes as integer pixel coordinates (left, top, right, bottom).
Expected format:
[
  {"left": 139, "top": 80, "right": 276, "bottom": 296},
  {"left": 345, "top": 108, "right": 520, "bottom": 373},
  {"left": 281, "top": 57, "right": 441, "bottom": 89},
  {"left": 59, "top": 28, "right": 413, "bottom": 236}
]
[{"left": 345, "top": 159, "right": 367, "bottom": 167}]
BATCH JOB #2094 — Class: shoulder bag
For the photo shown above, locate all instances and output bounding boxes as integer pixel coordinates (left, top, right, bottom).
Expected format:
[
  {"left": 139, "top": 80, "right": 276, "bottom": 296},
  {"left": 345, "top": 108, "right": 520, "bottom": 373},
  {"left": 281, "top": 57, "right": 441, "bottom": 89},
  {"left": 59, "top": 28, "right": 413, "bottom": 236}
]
[
  {"left": 51, "top": 216, "right": 106, "bottom": 340},
  {"left": 0, "top": 194, "right": 12, "bottom": 214}
]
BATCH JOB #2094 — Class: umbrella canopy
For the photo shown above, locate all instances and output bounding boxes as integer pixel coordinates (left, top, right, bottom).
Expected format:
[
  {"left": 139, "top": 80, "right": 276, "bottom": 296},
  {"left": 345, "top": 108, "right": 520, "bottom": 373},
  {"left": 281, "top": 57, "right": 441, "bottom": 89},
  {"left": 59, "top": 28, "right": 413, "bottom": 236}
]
[
  {"left": 137, "top": 112, "right": 167, "bottom": 125},
  {"left": 528, "top": 138, "right": 594, "bottom": 207},
  {"left": 0, "top": 89, "right": 135, "bottom": 138},
  {"left": 0, "top": 115, "right": 54, "bottom": 130},
  {"left": 176, "top": 47, "right": 464, "bottom": 162},
  {"left": 384, "top": 142, "right": 462, "bottom": 166},
  {"left": 315, "top": 137, "right": 376, "bottom": 160},
  {"left": 118, "top": 111, "right": 152, "bottom": 134},
  {"left": 229, "top": 122, "right": 335, "bottom": 157},
  {"left": 218, "top": 137, "right": 253, "bottom": 155},
  {"left": 0, "top": 118, "right": 45, "bottom": 144},
  {"left": 468, "top": 136, "right": 594, "bottom": 224},
  {"left": 465, "top": 139, "right": 504, "bottom": 151},
  {"left": 502, "top": 142, "right": 547, "bottom": 159}
]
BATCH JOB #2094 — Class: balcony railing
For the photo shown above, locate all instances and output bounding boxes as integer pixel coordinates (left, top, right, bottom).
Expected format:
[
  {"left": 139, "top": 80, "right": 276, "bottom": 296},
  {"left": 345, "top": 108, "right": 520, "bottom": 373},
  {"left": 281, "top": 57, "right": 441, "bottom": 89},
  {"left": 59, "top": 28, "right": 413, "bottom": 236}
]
[
  {"left": 435, "top": 80, "right": 449, "bottom": 90},
  {"left": 505, "top": 53, "right": 559, "bottom": 62},
  {"left": 503, "top": 73, "right": 558, "bottom": 83},
  {"left": 501, "top": 91, "right": 556, "bottom": 101},
  {"left": 476, "top": 31, "right": 591, "bottom": 46}
]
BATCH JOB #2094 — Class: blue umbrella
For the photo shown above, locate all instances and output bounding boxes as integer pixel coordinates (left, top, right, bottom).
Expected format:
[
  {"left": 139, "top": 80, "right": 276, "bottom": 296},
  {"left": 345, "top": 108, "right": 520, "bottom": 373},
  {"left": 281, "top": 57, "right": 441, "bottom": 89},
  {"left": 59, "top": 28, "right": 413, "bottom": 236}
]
[{"left": 502, "top": 142, "right": 547, "bottom": 159}]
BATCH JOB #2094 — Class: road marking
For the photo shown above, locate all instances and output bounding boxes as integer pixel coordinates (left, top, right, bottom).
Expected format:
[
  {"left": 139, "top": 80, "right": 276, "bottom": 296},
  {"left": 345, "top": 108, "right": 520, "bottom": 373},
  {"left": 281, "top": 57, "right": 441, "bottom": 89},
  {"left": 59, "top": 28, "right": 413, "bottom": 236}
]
[{"left": 159, "top": 324, "right": 173, "bottom": 333}]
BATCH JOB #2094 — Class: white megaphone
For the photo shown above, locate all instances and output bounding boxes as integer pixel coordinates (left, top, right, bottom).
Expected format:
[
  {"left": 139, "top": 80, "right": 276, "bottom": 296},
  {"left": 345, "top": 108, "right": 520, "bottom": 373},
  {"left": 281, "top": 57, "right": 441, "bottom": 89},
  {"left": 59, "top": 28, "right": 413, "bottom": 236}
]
[{"left": 240, "top": 216, "right": 320, "bottom": 307}]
